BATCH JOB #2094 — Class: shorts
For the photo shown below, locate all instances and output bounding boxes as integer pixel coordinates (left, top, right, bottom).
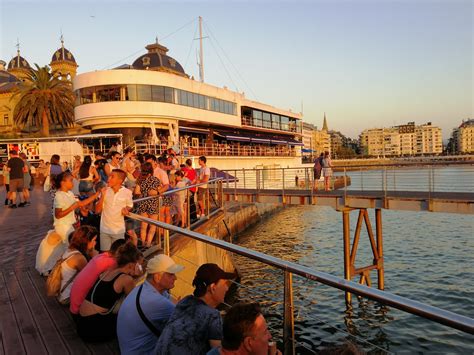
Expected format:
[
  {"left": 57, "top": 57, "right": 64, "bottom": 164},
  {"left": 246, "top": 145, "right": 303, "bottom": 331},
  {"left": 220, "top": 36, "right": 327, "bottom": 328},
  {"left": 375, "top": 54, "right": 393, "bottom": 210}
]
[
  {"left": 24, "top": 174, "right": 31, "bottom": 188},
  {"left": 79, "top": 180, "right": 94, "bottom": 193},
  {"left": 322, "top": 167, "right": 333, "bottom": 177},
  {"left": 197, "top": 188, "right": 207, "bottom": 201},
  {"left": 76, "top": 313, "right": 117, "bottom": 342},
  {"left": 9, "top": 178, "right": 24, "bottom": 192},
  {"left": 100, "top": 232, "right": 124, "bottom": 251}
]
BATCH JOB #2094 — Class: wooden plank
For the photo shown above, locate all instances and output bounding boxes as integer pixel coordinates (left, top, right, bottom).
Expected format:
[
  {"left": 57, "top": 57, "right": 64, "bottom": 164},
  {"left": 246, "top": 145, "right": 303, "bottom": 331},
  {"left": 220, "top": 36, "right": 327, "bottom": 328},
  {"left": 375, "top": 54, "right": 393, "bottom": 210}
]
[
  {"left": 56, "top": 298, "right": 116, "bottom": 355},
  {"left": 0, "top": 271, "right": 25, "bottom": 355},
  {"left": 16, "top": 270, "right": 69, "bottom": 354},
  {"left": 3, "top": 270, "right": 48, "bottom": 355},
  {"left": 27, "top": 269, "right": 91, "bottom": 355}
]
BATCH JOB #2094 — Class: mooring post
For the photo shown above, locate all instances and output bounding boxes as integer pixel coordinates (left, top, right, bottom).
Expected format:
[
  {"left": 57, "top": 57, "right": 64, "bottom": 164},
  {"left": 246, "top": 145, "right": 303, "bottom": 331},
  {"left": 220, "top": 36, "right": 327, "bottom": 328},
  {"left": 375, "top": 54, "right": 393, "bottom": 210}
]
[
  {"left": 375, "top": 208, "right": 385, "bottom": 290},
  {"left": 283, "top": 271, "right": 296, "bottom": 355},
  {"left": 342, "top": 210, "right": 352, "bottom": 304}
]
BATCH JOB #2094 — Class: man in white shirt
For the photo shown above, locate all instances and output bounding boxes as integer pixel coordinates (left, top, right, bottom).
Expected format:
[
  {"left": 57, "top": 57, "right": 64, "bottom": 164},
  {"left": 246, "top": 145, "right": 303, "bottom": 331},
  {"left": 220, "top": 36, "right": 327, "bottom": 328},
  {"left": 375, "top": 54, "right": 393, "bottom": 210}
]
[
  {"left": 96, "top": 169, "right": 133, "bottom": 251},
  {"left": 197, "top": 156, "right": 210, "bottom": 218}
]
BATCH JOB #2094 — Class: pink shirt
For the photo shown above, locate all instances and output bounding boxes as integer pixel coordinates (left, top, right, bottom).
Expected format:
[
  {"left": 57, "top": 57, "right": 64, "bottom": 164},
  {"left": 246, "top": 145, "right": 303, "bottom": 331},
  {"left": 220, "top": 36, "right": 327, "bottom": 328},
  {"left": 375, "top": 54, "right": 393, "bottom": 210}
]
[{"left": 69, "top": 253, "right": 117, "bottom": 314}]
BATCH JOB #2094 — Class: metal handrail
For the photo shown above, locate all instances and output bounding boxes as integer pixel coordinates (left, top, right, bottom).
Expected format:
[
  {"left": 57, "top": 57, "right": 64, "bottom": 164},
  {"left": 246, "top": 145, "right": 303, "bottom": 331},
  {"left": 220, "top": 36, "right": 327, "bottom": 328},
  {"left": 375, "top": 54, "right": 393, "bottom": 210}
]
[
  {"left": 128, "top": 213, "right": 474, "bottom": 335},
  {"left": 133, "top": 177, "right": 223, "bottom": 203}
]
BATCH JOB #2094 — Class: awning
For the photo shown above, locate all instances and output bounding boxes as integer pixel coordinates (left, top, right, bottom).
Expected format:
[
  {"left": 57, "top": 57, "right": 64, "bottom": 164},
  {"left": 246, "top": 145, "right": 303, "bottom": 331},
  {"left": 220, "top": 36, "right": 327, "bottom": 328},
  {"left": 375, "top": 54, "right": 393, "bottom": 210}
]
[
  {"left": 179, "top": 127, "right": 209, "bottom": 134},
  {"left": 250, "top": 137, "right": 271, "bottom": 144},
  {"left": 226, "top": 135, "right": 251, "bottom": 142},
  {"left": 270, "top": 139, "right": 288, "bottom": 145},
  {"left": 301, "top": 148, "right": 314, "bottom": 153},
  {"left": 287, "top": 139, "right": 304, "bottom": 146}
]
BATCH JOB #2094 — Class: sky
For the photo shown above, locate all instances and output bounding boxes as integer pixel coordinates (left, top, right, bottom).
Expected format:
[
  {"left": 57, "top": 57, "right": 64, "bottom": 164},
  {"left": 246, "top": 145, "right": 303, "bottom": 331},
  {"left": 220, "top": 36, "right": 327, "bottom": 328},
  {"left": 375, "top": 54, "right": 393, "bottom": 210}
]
[{"left": 1, "top": 0, "right": 472, "bottom": 140}]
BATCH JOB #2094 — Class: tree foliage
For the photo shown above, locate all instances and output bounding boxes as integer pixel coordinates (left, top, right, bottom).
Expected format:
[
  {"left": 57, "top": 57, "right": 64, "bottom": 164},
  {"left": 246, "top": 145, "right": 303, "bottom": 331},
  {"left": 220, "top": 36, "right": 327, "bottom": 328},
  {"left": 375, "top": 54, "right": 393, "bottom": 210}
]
[{"left": 12, "top": 64, "right": 75, "bottom": 136}]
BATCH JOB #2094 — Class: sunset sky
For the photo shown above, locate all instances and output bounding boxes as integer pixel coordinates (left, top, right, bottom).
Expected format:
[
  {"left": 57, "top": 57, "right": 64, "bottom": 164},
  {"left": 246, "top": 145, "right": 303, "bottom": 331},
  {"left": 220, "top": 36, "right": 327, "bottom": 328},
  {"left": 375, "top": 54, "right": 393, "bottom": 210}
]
[{"left": 1, "top": 0, "right": 472, "bottom": 140}]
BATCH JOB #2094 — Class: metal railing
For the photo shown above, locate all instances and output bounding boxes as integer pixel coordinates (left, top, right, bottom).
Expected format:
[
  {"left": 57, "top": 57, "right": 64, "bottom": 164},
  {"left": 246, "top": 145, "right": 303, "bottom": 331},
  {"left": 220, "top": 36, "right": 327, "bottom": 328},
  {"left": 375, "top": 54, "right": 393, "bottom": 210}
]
[
  {"left": 132, "top": 178, "right": 224, "bottom": 253},
  {"left": 126, "top": 213, "right": 474, "bottom": 354},
  {"left": 219, "top": 163, "right": 474, "bottom": 195}
]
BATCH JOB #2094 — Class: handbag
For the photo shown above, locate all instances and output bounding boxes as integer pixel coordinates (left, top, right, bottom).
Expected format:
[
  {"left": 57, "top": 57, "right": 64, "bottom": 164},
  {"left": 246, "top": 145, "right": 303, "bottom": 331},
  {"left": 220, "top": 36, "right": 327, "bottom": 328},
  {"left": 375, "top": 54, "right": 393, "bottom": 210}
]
[
  {"left": 136, "top": 284, "right": 161, "bottom": 337},
  {"left": 43, "top": 175, "right": 51, "bottom": 192},
  {"left": 45, "top": 251, "right": 80, "bottom": 297}
]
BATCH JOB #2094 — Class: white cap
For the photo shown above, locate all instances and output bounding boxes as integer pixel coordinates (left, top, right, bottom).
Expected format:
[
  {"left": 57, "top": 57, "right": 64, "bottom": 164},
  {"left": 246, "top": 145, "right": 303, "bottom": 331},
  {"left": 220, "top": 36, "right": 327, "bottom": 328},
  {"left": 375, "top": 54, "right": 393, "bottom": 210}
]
[{"left": 147, "top": 254, "right": 184, "bottom": 275}]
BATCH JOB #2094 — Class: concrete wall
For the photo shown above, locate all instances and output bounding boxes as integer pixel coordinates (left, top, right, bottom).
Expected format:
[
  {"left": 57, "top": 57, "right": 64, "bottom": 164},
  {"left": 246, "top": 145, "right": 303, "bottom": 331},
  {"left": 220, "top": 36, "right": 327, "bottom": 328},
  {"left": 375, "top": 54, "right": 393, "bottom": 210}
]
[{"left": 168, "top": 202, "right": 281, "bottom": 299}]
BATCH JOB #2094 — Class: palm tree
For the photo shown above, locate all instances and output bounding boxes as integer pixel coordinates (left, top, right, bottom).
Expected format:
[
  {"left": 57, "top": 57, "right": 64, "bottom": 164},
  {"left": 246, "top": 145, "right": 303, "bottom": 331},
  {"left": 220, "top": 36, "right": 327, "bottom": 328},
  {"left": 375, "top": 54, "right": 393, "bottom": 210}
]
[{"left": 12, "top": 64, "right": 75, "bottom": 136}]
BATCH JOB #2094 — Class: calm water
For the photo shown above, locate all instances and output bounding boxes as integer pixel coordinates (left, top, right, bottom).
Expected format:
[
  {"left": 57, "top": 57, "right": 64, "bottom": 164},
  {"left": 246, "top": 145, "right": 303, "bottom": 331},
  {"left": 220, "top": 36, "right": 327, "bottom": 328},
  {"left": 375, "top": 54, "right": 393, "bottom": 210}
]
[{"left": 231, "top": 168, "right": 474, "bottom": 354}]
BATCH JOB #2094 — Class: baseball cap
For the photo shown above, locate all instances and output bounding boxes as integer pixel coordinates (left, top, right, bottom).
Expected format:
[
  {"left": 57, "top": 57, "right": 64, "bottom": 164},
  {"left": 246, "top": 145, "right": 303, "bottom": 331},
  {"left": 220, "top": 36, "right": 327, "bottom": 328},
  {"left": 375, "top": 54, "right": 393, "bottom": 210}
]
[
  {"left": 147, "top": 254, "right": 185, "bottom": 274},
  {"left": 192, "top": 263, "right": 237, "bottom": 288}
]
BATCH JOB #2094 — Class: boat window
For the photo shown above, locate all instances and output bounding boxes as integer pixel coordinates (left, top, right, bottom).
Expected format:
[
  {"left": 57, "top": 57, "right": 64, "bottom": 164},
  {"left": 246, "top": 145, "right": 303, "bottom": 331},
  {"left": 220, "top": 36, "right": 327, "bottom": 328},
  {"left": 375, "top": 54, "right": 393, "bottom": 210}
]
[
  {"left": 164, "top": 87, "right": 174, "bottom": 103},
  {"left": 136, "top": 85, "right": 152, "bottom": 101},
  {"left": 152, "top": 86, "right": 165, "bottom": 102}
]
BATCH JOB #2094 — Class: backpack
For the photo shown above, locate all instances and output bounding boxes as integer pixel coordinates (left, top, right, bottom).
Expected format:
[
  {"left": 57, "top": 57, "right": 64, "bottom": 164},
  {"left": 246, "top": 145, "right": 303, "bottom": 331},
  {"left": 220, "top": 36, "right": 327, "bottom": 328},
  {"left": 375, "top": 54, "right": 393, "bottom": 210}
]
[{"left": 45, "top": 251, "right": 80, "bottom": 297}]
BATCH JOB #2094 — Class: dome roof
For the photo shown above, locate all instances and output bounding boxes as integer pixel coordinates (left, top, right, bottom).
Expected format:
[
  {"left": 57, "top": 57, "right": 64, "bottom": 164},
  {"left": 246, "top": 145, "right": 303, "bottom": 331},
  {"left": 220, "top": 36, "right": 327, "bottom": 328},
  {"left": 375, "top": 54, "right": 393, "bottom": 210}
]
[
  {"left": 132, "top": 41, "right": 186, "bottom": 76},
  {"left": 51, "top": 41, "right": 77, "bottom": 64},
  {"left": 0, "top": 60, "right": 20, "bottom": 93},
  {"left": 8, "top": 51, "right": 31, "bottom": 71}
]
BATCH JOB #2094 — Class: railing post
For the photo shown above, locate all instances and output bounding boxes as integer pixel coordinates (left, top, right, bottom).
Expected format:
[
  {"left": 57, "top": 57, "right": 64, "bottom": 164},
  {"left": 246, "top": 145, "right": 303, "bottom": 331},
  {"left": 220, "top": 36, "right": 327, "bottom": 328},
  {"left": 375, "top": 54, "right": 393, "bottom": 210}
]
[
  {"left": 343, "top": 210, "right": 352, "bottom": 305},
  {"left": 206, "top": 188, "right": 210, "bottom": 217},
  {"left": 157, "top": 196, "right": 162, "bottom": 249},
  {"left": 360, "top": 167, "right": 364, "bottom": 191},
  {"left": 186, "top": 188, "right": 191, "bottom": 229},
  {"left": 234, "top": 170, "right": 238, "bottom": 202},
  {"left": 243, "top": 168, "right": 246, "bottom": 189},
  {"left": 282, "top": 168, "right": 285, "bottom": 197},
  {"left": 164, "top": 228, "right": 170, "bottom": 256},
  {"left": 375, "top": 208, "right": 384, "bottom": 290},
  {"left": 283, "top": 271, "right": 296, "bottom": 355},
  {"left": 344, "top": 167, "right": 347, "bottom": 203}
]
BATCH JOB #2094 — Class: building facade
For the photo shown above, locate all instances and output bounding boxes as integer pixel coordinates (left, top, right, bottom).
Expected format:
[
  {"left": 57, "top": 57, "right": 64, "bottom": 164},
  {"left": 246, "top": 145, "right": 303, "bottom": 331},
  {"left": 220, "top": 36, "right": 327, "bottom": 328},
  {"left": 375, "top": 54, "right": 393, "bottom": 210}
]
[
  {"left": 0, "top": 39, "right": 78, "bottom": 137},
  {"left": 359, "top": 122, "right": 443, "bottom": 157},
  {"left": 302, "top": 122, "right": 317, "bottom": 159},
  {"left": 451, "top": 119, "right": 474, "bottom": 153}
]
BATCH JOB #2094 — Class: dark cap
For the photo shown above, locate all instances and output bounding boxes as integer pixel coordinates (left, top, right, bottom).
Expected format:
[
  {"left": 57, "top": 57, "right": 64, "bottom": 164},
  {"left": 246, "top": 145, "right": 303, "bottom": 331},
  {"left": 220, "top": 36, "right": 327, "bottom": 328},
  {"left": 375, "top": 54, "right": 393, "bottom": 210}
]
[{"left": 192, "top": 263, "right": 236, "bottom": 288}]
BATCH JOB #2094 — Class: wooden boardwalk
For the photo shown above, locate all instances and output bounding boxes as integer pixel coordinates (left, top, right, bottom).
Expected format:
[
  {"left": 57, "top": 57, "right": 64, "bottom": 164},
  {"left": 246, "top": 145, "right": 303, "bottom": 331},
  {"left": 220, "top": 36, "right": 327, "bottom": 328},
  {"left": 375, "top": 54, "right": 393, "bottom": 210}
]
[{"left": 0, "top": 187, "right": 119, "bottom": 355}]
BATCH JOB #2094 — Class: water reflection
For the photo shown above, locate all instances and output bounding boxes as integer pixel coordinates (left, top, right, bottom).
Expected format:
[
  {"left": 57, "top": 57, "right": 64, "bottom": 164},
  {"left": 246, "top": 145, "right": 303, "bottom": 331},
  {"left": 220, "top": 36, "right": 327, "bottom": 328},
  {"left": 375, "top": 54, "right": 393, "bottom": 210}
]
[{"left": 232, "top": 205, "right": 473, "bottom": 354}]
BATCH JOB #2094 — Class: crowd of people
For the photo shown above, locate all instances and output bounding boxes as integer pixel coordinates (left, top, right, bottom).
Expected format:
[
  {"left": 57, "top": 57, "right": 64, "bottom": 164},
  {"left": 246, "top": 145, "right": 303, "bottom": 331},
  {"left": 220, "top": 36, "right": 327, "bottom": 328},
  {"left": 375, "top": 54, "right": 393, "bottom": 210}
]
[{"left": 3, "top": 146, "right": 361, "bottom": 355}]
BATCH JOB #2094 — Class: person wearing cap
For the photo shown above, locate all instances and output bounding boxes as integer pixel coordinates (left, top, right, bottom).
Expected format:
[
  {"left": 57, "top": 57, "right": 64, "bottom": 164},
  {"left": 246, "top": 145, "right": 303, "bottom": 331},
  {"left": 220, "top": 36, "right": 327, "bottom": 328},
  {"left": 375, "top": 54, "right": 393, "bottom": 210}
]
[
  {"left": 117, "top": 254, "right": 184, "bottom": 355},
  {"left": 155, "top": 263, "right": 236, "bottom": 355}
]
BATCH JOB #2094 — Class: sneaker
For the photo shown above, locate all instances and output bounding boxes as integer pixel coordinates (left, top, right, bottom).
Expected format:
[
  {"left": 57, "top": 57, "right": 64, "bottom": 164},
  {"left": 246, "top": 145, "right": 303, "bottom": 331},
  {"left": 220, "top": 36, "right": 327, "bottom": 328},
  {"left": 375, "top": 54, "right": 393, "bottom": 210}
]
[
  {"left": 18, "top": 202, "right": 26, "bottom": 207},
  {"left": 8, "top": 204, "right": 17, "bottom": 209},
  {"left": 25, "top": 201, "right": 31, "bottom": 206},
  {"left": 4, "top": 199, "right": 8, "bottom": 206}
]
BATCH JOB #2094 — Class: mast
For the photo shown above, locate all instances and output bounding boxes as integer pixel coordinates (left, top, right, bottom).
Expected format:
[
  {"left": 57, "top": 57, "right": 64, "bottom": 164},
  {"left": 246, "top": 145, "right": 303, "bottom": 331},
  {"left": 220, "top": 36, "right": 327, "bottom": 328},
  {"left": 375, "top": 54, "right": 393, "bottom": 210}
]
[{"left": 199, "top": 16, "right": 204, "bottom": 82}]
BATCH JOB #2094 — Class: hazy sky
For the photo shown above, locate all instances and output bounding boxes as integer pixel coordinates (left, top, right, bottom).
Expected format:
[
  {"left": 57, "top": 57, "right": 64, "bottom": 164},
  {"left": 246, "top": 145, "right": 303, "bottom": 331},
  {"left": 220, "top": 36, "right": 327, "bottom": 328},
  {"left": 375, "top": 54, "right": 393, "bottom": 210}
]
[{"left": 1, "top": 0, "right": 472, "bottom": 139}]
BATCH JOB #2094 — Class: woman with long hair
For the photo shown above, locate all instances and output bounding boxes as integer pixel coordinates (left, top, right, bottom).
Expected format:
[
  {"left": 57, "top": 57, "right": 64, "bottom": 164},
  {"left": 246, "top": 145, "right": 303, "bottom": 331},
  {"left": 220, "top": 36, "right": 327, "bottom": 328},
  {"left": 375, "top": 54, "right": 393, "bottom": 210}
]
[
  {"left": 134, "top": 162, "right": 161, "bottom": 248},
  {"left": 77, "top": 242, "right": 141, "bottom": 342},
  {"left": 58, "top": 225, "right": 98, "bottom": 304},
  {"left": 35, "top": 172, "right": 100, "bottom": 275},
  {"left": 78, "top": 156, "right": 99, "bottom": 196}
]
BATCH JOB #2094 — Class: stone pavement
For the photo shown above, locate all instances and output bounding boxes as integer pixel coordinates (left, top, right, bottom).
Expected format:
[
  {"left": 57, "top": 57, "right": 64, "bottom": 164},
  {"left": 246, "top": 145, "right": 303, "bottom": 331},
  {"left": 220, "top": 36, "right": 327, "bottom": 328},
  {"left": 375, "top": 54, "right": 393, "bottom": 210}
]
[{"left": 0, "top": 186, "right": 53, "bottom": 271}]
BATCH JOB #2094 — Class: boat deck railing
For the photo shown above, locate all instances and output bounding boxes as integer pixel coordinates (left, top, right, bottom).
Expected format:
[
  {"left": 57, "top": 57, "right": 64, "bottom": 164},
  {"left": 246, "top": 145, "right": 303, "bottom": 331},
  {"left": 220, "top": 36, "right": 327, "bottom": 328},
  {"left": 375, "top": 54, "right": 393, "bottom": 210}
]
[{"left": 128, "top": 177, "right": 474, "bottom": 354}]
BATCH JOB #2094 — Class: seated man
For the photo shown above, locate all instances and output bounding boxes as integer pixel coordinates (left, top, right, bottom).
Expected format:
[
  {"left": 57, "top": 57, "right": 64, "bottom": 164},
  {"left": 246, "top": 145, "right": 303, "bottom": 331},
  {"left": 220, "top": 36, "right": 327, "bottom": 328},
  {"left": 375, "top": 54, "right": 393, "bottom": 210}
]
[
  {"left": 207, "top": 303, "right": 281, "bottom": 355},
  {"left": 117, "top": 254, "right": 184, "bottom": 355},
  {"left": 155, "top": 263, "right": 236, "bottom": 355}
]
